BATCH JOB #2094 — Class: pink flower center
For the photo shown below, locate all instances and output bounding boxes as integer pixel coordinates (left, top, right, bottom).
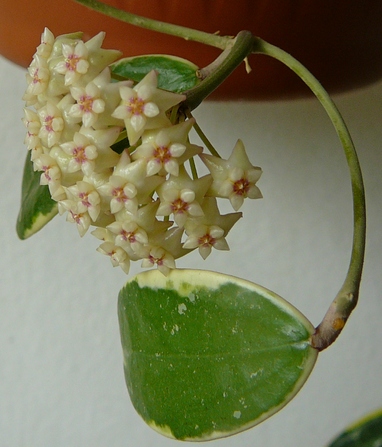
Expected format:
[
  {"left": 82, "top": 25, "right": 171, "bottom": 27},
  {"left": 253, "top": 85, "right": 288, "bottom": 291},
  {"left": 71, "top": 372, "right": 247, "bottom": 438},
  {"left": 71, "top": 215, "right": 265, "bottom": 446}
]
[
  {"left": 198, "top": 233, "right": 215, "bottom": 247},
  {"left": 233, "top": 178, "right": 250, "bottom": 196},
  {"left": 44, "top": 115, "right": 54, "bottom": 132},
  {"left": 78, "top": 192, "right": 91, "bottom": 208},
  {"left": 32, "top": 68, "right": 41, "bottom": 84},
  {"left": 112, "top": 187, "right": 128, "bottom": 203},
  {"left": 149, "top": 254, "right": 164, "bottom": 266},
  {"left": 79, "top": 95, "right": 94, "bottom": 113},
  {"left": 171, "top": 198, "right": 189, "bottom": 214},
  {"left": 42, "top": 165, "right": 51, "bottom": 181},
  {"left": 72, "top": 146, "right": 87, "bottom": 164},
  {"left": 66, "top": 54, "right": 81, "bottom": 71},
  {"left": 153, "top": 146, "right": 171, "bottom": 164},
  {"left": 120, "top": 229, "right": 136, "bottom": 243},
  {"left": 127, "top": 96, "right": 145, "bottom": 115},
  {"left": 70, "top": 210, "right": 82, "bottom": 224}
]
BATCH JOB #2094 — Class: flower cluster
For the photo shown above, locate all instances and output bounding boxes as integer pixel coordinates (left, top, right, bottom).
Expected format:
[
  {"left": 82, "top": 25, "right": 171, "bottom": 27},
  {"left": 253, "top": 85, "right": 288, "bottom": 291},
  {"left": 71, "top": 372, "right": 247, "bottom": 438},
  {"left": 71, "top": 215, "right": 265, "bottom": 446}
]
[{"left": 23, "top": 28, "right": 262, "bottom": 275}]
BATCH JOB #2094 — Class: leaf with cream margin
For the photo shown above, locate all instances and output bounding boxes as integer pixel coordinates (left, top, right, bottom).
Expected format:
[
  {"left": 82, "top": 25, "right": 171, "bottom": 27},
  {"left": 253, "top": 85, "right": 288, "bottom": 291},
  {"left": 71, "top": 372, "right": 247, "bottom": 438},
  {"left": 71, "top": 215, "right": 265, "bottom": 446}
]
[
  {"left": 327, "top": 408, "right": 382, "bottom": 447},
  {"left": 111, "top": 55, "right": 200, "bottom": 93},
  {"left": 16, "top": 152, "right": 58, "bottom": 239},
  {"left": 118, "top": 269, "right": 318, "bottom": 441}
]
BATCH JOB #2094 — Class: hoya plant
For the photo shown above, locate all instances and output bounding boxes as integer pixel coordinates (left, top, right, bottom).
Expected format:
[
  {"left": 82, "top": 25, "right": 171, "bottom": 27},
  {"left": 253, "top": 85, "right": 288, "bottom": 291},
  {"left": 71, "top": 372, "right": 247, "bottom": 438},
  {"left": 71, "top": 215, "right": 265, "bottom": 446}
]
[{"left": 17, "top": 0, "right": 367, "bottom": 442}]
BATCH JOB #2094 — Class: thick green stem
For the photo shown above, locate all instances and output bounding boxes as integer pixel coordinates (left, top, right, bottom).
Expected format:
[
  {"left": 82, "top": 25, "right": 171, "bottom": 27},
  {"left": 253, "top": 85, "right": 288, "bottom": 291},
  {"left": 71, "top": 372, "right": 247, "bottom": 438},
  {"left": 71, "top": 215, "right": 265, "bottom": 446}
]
[
  {"left": 253, "top": 39, "right": 366, "bottom": 351},
  {"left": 73, "top": 1, "right": 254, "bottom": 108},
  {"left": 74, "top": 1, "right": 255, "bottom": 108},
  {"left": 73, "top": 0, "right": 228, "bottom": 49},
  {"left": 184, "top": 31, "right": 255, "bottom": 110}
]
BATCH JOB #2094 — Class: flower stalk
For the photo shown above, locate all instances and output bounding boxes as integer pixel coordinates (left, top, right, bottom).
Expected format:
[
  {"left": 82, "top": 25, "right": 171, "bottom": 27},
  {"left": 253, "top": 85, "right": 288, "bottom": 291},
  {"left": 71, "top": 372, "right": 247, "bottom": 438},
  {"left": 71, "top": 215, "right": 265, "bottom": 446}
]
[
  {"left": 73, "top": 0, "right": 229, "bottom": 49},
  {"left": 185, "top": 109, "right": 220, "bottom": 158},
  {"left": 252, "top": 39, "right": 366, "bottom": 350}
]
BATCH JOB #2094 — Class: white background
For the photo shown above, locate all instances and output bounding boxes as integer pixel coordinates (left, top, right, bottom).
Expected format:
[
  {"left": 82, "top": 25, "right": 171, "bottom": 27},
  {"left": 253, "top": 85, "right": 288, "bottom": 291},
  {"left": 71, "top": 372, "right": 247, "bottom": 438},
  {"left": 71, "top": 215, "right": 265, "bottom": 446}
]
[{"left": 1, "top": 53, "right": 381, "bottom": 447}]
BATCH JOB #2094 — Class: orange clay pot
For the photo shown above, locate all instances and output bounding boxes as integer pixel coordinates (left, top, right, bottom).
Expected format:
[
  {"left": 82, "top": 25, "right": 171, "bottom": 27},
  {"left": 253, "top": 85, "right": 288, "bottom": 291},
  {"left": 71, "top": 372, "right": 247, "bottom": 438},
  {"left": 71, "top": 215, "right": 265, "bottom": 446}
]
[{"left": 1, "top": 0, "right": 382, "bottom": 100}]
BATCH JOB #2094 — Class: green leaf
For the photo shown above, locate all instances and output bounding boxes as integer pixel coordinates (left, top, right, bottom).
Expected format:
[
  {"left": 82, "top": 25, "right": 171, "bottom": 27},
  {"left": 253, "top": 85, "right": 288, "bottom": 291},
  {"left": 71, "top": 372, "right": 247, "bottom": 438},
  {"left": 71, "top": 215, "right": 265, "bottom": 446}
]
[
  {"left": 16, "top": 152, "right": 58, "bottom": 240},
  {"left": 118, "top": 269, "right": 318, "bottom": 441},
  {"left": 328, "top": 408, "right": 382, "bottom": 447},
  {"left": 111, "top": 55, "right": 200, "bottom": 93}
]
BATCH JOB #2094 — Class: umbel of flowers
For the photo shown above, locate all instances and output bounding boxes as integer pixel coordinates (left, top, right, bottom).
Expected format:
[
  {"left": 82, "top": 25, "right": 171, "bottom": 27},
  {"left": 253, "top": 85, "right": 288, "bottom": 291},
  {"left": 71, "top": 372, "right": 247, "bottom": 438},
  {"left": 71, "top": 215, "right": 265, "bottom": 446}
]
[{"left": 22, "top": 28, "right": 262, "bottom": 275}]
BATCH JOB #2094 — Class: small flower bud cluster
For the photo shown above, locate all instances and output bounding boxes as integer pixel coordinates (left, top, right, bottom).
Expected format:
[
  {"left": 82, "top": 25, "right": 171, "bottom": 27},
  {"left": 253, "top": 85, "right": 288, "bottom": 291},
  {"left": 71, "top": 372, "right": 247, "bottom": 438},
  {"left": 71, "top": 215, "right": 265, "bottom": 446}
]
[{"left": 23, "top": 29, "right": 262, "bottom": 275}]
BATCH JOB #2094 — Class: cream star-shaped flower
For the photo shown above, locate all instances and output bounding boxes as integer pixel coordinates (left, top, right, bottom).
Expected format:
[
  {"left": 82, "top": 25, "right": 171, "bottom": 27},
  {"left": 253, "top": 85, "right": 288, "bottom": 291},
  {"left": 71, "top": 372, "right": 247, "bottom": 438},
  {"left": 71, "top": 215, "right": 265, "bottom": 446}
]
[
  {"left": 37, "top": 101, "right": 64, "bottom": 148},
  {"left": 52, "top": 31, "right": 121, "bottom": 87},
  {"left": 106, "top": 220, "right": 148, "bottom": 258},
  {"left": 132, "top": 118, "right": 202, "bottom": 176},
  {"left": 68, "top": 81, "right": 105, "bottom": 127},
  {"left": 36, "top": 27, "right": 55, "bottom": 59},
  {"left": 77, "top": 127, "right": 121, "bottom": 171},
  {"left": 33, "top": 153, "right": 62, "bottom": 197},
  {"left": 140, "top": 226, "right": 189, "bottom": 276},
  {"left": 200, "top": 139, "right": 262, "bottom": 211},
  {"left": 91, "top": 200, "right": 172, "bottom": 268},
  {"left": 50, "top": 127, "right": 120, "bottom": 184},
  {"left": 59, "top": 181, "right": 101, "bottom": 223},
  {"left": 60, "top": 132, "right": 98, "bottom": 176},
  {"left": 65, "top": 207, "right": 92, "bottom": 237},
  {"left": 92, "top": 224, "right": 134, "bottom": 273},
  {"left": 114, "top": 199, "right": 171, "bottom": 236},
  {"left": 97, "top": 241, "right": 131, "bottom": 274},
  {"left": 156, "top": 166, "right": 212, "bottom": 227},
  {"left": 23, "top": 108, "right": 41, "bottom": 150},
  {"left": 183, "top": 197, "right": 242, "bottom": 259},
  {"left": 25, "top": 55, "right": 50, "bottom": 96},
  {"left": 54, "top": 40, "right": 90, "bottom": 86},
  {"left": 98, "top": 151, "right": 164, "bottom": 214},
  {"left": 112, "top": 70, "right": 185, "bottom": 145}
]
